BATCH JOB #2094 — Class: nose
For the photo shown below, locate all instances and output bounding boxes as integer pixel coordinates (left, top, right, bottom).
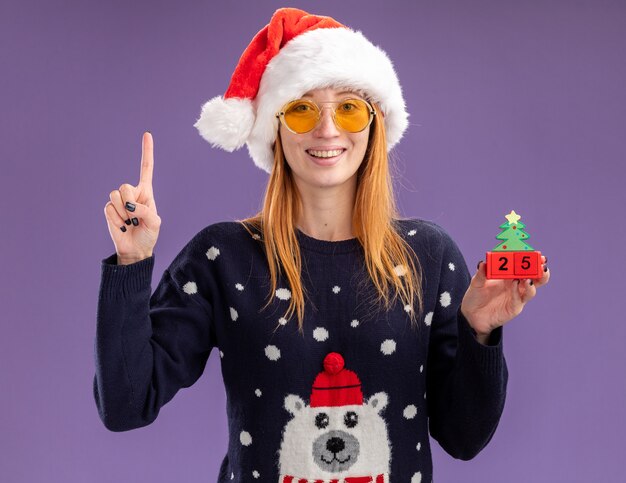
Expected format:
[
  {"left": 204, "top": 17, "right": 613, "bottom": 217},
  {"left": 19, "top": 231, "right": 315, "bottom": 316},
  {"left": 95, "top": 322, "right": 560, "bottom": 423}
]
[
  {"left": 313, "top": 105, "right": 340, "bottom": 138},
  {"left": 326, "top": 437, "right": 345, "bottom": 454}
]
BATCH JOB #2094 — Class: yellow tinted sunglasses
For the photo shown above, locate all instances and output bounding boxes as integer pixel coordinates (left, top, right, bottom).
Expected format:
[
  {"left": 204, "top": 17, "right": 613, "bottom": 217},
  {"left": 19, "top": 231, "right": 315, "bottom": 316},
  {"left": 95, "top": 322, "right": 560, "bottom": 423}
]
[{"left": 276, "top": 98, "right": 376, "bottom": 134}]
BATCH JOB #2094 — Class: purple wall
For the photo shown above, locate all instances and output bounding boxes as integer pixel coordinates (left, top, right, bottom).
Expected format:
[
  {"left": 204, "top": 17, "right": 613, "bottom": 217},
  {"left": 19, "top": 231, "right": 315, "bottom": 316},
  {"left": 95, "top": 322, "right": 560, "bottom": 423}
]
[{"left": 2, "top": 0, "right": 624, "bottom": 481}]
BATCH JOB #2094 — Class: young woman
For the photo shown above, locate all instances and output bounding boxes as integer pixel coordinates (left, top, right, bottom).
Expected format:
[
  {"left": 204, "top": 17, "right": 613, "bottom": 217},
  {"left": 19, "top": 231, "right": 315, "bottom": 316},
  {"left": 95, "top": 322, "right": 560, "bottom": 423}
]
[{"left": 96, "top": 8, "right": 550, "bottom": 482}]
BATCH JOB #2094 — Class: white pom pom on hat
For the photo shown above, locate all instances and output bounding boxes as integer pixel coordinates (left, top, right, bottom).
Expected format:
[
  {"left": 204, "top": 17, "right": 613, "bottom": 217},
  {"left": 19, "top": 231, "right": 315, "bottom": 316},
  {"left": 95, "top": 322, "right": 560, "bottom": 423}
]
[
  {"left": 194, "top": 7, "right": 409, "bottom": 174},
  {"left": 194, "top": 96, "right": 255, "bottom": 152}
]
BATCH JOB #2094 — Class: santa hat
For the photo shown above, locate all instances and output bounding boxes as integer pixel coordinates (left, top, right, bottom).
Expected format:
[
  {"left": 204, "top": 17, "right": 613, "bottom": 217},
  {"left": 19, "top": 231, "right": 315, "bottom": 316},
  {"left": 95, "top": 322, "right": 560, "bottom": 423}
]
[
  {"left": 194, "top": 7, "right": 409, "bottom": 174},
  {"left": 310, "top": 352, "right": 363, "bottom": 407}
]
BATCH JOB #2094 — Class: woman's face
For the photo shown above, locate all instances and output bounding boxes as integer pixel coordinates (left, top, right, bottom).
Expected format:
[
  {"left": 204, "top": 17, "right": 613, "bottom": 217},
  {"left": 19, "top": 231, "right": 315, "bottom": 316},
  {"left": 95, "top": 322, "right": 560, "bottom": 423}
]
[{"left": 278, "top": 87, "right": 371, "bottom": 193}]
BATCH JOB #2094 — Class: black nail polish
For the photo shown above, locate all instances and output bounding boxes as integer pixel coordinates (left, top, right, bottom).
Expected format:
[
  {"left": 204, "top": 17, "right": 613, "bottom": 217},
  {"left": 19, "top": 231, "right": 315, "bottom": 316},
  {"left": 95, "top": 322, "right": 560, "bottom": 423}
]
[
  {"left": 125, "top": 202, "right": 136, "bottom": 212},
  {"left": 131, "top": 218, "right": 139, "bottom": 226},
  {"left": 530, "top": 280, "right": 534, "bottom": 286},
  {"left": 120, "top": 225, "right": 127, "bottom": 232},
  {"left": 544, "top": 266, "right": 548, "bottom": 272},
  {"left": 125, "top": 218, "right": 132, "bottom": 225},
  {"left": 477, "top": 261, "right": 482, "bottom": 270},
  {"left": 545, "top": 257, "right": 548, "bottom": 264}
]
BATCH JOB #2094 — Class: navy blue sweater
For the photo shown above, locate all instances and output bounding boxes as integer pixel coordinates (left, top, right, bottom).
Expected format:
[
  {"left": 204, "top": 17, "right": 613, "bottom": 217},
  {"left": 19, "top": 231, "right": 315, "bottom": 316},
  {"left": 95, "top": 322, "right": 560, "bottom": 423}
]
[{"left": 94, "top": 218, "right": 507, "bottom": 482}]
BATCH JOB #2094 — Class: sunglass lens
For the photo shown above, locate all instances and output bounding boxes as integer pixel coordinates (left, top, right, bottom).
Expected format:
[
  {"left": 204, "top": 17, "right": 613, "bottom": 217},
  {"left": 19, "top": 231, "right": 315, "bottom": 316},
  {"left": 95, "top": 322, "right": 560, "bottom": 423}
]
[
  {"left": 335, "top": 99, "right": 372, "bottom": 132},
  {"left": 283, "top": 100, "right": 319, "bottom": 133}
]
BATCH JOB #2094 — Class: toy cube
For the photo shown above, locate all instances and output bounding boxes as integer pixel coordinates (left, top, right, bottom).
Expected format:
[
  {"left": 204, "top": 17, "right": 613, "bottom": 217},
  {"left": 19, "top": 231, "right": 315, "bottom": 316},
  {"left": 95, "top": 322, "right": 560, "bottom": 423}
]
[{"left": 486, "top": 251, "right": 542, "bottom": 279}]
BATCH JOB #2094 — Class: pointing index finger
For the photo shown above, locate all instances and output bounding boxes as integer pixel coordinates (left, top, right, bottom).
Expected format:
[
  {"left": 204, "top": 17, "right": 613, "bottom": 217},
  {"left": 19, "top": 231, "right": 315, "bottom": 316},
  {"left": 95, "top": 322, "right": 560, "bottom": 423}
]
[{"left": 139, "top": 131, "right": 154, "bottom": 188}]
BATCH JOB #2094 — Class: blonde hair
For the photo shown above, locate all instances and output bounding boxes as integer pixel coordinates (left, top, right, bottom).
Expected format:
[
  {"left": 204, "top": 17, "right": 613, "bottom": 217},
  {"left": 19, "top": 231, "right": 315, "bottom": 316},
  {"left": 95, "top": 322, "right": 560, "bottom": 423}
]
[{"left": 238, "top": 102, "right": 424, "bottom": 332}]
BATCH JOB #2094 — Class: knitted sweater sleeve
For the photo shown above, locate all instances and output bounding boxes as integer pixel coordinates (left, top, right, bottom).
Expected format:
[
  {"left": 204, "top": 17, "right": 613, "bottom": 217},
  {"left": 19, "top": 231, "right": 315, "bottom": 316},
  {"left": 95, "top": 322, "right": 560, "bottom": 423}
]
[
  {"left": 93, "top": 235, "right": 216, "bottom": 432},
  {"left": 425, "top": 225, "right": 508, "bottom": 460}
]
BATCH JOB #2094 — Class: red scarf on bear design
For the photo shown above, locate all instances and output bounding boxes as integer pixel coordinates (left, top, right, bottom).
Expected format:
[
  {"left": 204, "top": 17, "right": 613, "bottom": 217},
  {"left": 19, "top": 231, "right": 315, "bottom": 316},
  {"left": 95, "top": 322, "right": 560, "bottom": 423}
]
[{"left": 281, "top": 474, "right": 387, "bottom": 483}]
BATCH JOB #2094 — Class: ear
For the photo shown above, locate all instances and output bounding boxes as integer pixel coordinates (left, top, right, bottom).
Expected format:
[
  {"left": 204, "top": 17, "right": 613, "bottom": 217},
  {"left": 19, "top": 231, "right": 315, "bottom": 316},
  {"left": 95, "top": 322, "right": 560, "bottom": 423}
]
[
  {"left": 367, "top": 392, "right": 388, "bottom": 413},
  {"left": 284, "top": 394, "right": 307, "bottom": 415}
]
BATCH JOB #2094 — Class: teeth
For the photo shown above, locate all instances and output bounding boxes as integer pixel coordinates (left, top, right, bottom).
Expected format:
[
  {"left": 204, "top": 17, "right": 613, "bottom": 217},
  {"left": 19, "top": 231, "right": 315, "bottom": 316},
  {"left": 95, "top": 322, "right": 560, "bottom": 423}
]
[{"left": 307, "top": 149, "right": 344, "bottom": 158}]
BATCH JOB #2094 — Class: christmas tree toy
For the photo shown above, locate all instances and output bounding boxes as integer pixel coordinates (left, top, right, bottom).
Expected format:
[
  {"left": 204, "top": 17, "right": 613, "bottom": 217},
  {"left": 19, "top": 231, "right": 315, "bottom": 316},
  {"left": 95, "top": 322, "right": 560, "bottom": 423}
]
[{"left": 485, "top": 210, "right": 543, "bottom": 279}]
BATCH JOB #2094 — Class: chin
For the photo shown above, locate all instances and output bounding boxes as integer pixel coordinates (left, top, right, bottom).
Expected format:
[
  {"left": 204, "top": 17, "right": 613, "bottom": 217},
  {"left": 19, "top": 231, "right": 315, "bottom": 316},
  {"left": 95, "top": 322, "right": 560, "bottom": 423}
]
[{"left": 300, "top": 168, "right": 358, "bottom": 190}]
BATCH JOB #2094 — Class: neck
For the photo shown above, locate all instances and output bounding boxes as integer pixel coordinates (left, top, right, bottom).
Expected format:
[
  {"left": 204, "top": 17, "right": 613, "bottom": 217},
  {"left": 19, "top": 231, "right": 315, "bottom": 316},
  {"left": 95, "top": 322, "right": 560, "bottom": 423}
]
[{"left": 294, "top": 179, "right": 357, "bottom": 241}]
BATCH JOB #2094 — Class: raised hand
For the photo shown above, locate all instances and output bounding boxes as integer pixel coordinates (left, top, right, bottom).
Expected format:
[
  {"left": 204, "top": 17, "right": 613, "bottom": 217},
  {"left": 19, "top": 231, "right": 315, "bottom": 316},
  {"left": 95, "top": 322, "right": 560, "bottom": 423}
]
[
  {"left": 460, "top": 256, "right": 551, "bottom": 343},
  {"left": 103, "top": 132, "right": 162, "bottom": 265}
]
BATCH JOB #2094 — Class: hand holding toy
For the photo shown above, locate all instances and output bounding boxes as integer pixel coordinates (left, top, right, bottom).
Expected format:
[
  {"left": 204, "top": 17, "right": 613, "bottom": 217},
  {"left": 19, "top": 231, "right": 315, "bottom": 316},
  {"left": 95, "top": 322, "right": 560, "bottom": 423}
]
[{"left": 460, "top": 210, "right": 550, "bottom": 344}]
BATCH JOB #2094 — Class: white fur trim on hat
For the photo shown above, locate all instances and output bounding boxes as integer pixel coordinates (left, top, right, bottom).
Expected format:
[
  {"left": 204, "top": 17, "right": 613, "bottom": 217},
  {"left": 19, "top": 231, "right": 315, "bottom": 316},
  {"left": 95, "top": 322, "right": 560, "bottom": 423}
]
[
  {"left": 194, "top": 96, "right": 255, "bottom": 152},
  {"left": 247, "top": 27, "right": 409, "bottom": 174}
]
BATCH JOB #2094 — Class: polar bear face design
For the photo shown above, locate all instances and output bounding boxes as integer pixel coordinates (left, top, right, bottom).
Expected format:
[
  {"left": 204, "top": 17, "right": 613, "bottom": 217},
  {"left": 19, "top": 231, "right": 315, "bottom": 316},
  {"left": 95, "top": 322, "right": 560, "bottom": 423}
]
[{"left": 278, "top": 392, "right": 390, "bottom": 479}]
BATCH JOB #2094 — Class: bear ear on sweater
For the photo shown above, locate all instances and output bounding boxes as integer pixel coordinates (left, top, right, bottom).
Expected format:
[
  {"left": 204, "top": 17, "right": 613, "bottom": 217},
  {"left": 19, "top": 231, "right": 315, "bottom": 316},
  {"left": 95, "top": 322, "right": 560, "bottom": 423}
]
[
  {"left": 367, "top": 392, "right": 388, "bottom": 413},
  {"left": 284, "top": 394, "right": 307, "bottom": 415}
]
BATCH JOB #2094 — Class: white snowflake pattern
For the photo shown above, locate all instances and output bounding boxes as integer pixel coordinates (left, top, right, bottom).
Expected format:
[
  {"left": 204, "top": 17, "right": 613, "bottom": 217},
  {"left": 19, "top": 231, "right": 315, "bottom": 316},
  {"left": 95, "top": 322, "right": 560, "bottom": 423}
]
[
  {"left": 206, "top": 246, "right": 220, "bottom": 261},
  {"left": 252, "top": 470, "right": 260, "bottom": 479},
  {"left": 332, "top": 285, "right": 341, "bottom": 294},
  {"left": 252, "top": 233, "right": 261, "bottom": 240},
  {"left": 424, "top": 312, "right": 433, "bottom": 326},
  {"left": 313, "top": 327, "right": 329, "bottom": 342},
  {"left": 275, "top": 288, "right": 292, "bottom": 300},
  {"left": 448, "top": 262, "right": 455, "bottom": 271},
  {"left": 235, "top": 283, "right": 244, "bottom": 291},
  {"left": 420, "top": 365, "right": 424, "bottom": 373},
  {"left": 350, "top": 319, "right": 360, "bottom": 328},
  {"left": 381, "top": 339, "right": 396, "bottom": 355},
  {"left": 219, "top": 350, "right": 224, "bottom": 358},
  {"left": 278, "top": 317, "right": 288, "bottom": 326},
  {"left": 416, "top": 442, "right": 422, "bottom": 451},
  {"left": 439, "top": 291, "right": 451, "bottom": 307},
  {"left": 394, "top": 264, "right": 407, "bottom": 277},
  {"left": 240, "top": 431, "right": 252, "bottom": 446},
  {"left": 404, "top": 304, "right": 413, "bottom": 313},
  {"left": 408, "top": 229, "right": 417, "bottom": 236},
  {"left": 411, "top": 472, "right": 422, "bottom": 483},
  {"left": 265, "top": 345, "right": 281, "bottom": 361},
  {"left": 255, "top": 389, "right": 262, "bottom": 397},
  {"left": 403, "top": 404, "right": 417, "bottom": 419},
  {"left": 182, "top": 281, "right": 198, "bottom": 295},
  {"left": 230, "top": 307, "right": 238, "bottom": 321}
]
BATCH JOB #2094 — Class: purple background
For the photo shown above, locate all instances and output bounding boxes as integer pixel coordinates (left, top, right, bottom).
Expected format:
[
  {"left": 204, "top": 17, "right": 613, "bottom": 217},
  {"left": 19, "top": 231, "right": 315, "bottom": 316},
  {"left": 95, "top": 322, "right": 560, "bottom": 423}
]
[{"left": 1, "top": 0, "right": 625, "bottom": 481}]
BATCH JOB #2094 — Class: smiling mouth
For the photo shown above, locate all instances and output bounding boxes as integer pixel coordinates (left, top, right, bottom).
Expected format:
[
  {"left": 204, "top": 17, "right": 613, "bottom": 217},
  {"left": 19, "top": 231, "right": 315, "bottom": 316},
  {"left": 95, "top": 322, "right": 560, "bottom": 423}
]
[
  {"left": 306, "top": 148, "right": 346, "bottom": 159},
  {"left": 320, "top": 454, "right": 352, "bottom": 464}
]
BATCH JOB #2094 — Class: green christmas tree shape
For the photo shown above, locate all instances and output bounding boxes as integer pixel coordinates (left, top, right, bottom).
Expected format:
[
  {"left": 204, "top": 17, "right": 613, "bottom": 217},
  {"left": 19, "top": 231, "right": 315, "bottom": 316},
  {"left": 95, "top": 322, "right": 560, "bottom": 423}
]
[{"left": 493, "top": 212, "right": 534, "bottom": 251}]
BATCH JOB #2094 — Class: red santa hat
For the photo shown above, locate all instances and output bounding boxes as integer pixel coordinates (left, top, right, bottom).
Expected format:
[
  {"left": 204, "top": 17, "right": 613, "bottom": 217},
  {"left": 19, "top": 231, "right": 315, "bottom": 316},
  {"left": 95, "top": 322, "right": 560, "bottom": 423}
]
[
  {"left": 194, "top": 7, "right": 409, "bottom": 174},
  {"left": 310, "top": 352, "right": 363, "bottom": 407}
]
